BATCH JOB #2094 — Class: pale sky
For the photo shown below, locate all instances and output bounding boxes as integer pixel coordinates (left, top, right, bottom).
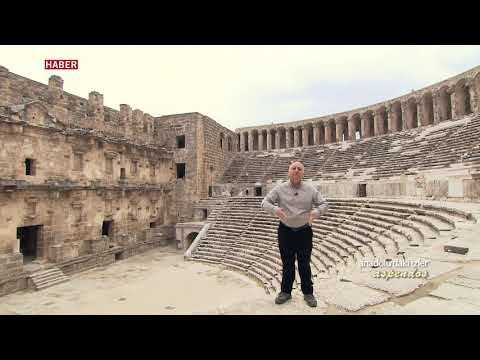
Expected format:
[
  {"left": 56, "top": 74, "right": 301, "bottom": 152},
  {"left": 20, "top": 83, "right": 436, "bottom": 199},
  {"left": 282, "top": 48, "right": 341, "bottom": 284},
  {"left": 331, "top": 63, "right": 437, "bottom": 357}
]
[{"left": 1, "top": 45, "right": 480, "bottom": 131}]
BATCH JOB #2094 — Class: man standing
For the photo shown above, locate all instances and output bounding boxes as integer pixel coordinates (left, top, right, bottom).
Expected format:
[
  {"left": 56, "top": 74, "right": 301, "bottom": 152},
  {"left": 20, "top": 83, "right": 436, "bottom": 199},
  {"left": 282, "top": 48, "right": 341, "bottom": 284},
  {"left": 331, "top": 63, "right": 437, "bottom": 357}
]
[{"left": 261, "top": 161, "right": 328, "bottom": 307}]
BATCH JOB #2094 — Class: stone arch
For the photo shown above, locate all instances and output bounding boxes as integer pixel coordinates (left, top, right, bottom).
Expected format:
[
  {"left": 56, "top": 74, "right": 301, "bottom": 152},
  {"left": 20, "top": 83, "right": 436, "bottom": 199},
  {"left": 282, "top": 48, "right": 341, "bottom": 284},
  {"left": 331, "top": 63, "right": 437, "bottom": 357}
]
[
  {"left": 349, "top": 113, "right": 361, "bottom": 140},
  {"left": 306, "top": 123, "right": 314, "bottom": 146},
  {"left": 374, "top": 106, "right": 388, "bottom": 135},
  {"left": 295, "top": 126, "right": 303, "bottom": 147},
  {"left": 420, "top": 92, "right": 434, "bottom": 126},
  {"left": 287, "top": 127, "right": 294, "bottom": 148},
  {"left": 186, "top": 232, "right": 199, "bottom": 247},
  {"left": 260, "top": 129, "right": 267, "bottom": 150},
  {"left": 251, "top": 129, "right": 259, "bottom": 151},
  {"left": 454, "top": 78, "right": 472, "bottom": 117},
  {"left": 278, "top": 127, "right": 287, "bottom": 149},
  {"left": 389, "top": 101, "right": 402, "bottom": 132},
  {"left": 336, "top": 116, "right": 348, "bottom": 142},
  {"left": 270, "top": 128, "right": 277, "bottom": 149},
  {"left": 317, "top": 122, "right": 325, "bottom": 144},
  {"left": 405, "top": 97, "right": 418, "bottom": 129},
  {"left": 244, "top": 131, "right": 249, "bottom": 151},
  {"left": 361, "top": 111, "right": 374, "bottom": 138}
]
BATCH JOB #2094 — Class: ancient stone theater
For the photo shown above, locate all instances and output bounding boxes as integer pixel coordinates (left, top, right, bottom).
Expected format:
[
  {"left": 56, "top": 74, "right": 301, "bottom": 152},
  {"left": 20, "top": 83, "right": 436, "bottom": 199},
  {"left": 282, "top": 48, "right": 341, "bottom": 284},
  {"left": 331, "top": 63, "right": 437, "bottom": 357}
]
[{"left": 1, "top": 64, "right": 480, "bottom": 311}]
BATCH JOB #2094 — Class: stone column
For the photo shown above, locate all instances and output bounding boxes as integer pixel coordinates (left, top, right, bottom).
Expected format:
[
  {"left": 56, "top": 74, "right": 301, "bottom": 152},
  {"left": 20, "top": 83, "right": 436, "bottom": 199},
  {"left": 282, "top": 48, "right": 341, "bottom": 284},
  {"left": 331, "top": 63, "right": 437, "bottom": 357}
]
[
  {"left": 401, "top": 102, "right": 408, "bottom": 130},
  {"left": 474, "top": 74, "right": 480, "bottom": 113},
  {"left": 248, "top": 130, "right": 254, "bottom": 152},
  {"left": 258, "top": 130, "right": 264, "bottom": 151},
  {"left": 286, "top": 128, "right": 292, "bottom": 148},
  {"left": 302, "top": 126, "right": 308, "bottom": 146},
  {"left": 293, "top": 128, "right": 300, "bottom": 147},
  {"left": 240, "top": 132, "right": 246, "bottom": 152},
  {"left": 313, "top": 123, "right": 320, "bottom": 145},
  {"left": 266, "top": 130, "right": 272, "bottom": 151},
  {"left": 275, "top": 129, "right": 281, "bottom": 149}
]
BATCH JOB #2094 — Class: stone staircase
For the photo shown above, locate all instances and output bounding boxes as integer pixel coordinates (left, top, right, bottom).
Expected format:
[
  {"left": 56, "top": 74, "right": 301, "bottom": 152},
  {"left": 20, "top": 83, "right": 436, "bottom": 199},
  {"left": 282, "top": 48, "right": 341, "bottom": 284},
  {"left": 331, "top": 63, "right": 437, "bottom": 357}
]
[{"left": 29, "top": 267, "right": 69, "bottom": 291}]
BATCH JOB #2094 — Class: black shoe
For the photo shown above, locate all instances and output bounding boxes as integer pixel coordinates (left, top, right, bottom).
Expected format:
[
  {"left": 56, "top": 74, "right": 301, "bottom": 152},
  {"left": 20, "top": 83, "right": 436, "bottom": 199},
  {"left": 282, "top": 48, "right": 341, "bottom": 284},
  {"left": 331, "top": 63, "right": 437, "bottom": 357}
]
[
  {"left": 275, "top": 292, "right": 292, "bottom": 305},
  {"left": 304, "top": 294, "right": 317, "bottom": 308}
]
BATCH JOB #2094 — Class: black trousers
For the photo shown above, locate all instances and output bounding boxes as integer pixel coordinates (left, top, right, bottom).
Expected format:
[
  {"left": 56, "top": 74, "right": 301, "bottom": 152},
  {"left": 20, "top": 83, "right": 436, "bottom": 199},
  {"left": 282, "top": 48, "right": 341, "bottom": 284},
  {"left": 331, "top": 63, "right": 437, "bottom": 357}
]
[{"left": 277, "top": 222, "right": 313, "bottom": 295}]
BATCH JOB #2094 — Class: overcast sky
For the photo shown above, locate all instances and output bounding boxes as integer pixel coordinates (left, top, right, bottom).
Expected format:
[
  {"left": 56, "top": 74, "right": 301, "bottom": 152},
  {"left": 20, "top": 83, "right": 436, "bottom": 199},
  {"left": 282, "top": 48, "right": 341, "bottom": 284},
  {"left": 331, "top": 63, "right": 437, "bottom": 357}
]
[{"left": 1, "top": 45, "right": 480, "bottom": 131}]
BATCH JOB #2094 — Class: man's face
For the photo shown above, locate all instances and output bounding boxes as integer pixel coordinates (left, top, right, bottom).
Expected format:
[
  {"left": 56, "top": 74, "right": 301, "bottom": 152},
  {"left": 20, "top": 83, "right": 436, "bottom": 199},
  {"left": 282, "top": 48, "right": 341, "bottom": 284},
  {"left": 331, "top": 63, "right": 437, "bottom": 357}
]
[{"left": 288, "top": 161, "right": 304, "bottom": 185}]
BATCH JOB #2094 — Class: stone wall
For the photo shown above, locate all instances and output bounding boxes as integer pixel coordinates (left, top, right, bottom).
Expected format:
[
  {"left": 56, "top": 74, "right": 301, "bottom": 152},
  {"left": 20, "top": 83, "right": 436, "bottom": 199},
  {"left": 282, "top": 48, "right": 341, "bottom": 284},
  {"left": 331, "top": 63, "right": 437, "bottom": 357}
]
[
  {"left": 155, "top": 113, "right": 237, "bottom": 221},
  {"left": 199, "top": 115, "right": 237, "bottom": 198}
]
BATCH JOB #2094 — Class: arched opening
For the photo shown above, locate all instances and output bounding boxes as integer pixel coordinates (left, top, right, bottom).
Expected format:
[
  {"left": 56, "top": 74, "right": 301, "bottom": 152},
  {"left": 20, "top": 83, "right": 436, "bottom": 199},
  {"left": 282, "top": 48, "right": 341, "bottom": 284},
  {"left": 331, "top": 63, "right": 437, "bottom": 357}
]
[
  {"left": 406, "top": 97, "right": 418, "bottom": 129},
  {"left": 455, "top": 79, "right": 472, "bottom": 117},
  {"left": 318, "top": 123, "right": 325, "bottom": 144},
  {"left": 186, "top": 232, "right": 199, "bottom": 247},
  {"left": 307, "top": 124, "right": 314, "bottom": 146},
  {"left": 227, "top": 136, "right": 232, "bottom": 152},
  {"left": 279, "top": 127, "right": 286, "bottom": 149},
  {"left": 336, "top": 117, "right": 348, "bottom": 142},
  {"left": 287, "top": 128, "right": 294, "bottom": 148},
  {"left": 375, "top": 106, "right": 388, "bottom": 135},
  {"left": 237, "top": 134, "right": 241, "bottom": 152},
  {"left": 270, "top": 129, "right": 277, "bottom": 149},
  {"left": 361, "top": 111, "right": 374, "bottom": 138},
  {"left": 421, "top": 92, "right": 434, "bottom": 126},
  {"left": 390, "top": 102, "right": 402, "bottom": 132},
  {"left": 244, "top": 131, "right": 249, "bottom": 151},
  {"left": 252, "top": 130, "right": 259, "bottom": 151},
  {"left": 297, "top": 127, "right": 303, "bottom": 147},
  {"left": 437, "top": 86, "right": 452, "bottom": 121},
  {"left": 349, "top": 114, "right": 361, "bottom": 140}
]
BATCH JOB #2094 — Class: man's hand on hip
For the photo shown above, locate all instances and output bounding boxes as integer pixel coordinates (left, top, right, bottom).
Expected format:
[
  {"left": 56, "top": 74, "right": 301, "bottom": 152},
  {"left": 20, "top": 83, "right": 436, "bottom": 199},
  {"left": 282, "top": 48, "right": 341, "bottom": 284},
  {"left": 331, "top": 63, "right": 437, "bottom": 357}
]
[{"left": 275, "top": 208, "right": 288, "bottom": 222}]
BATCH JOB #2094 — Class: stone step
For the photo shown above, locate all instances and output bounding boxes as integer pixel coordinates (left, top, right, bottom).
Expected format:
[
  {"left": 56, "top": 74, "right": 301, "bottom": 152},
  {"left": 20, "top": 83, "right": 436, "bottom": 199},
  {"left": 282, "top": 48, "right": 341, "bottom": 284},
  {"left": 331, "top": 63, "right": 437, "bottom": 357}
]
[{"left": 30, "top": 267, "right": 69, "bottom": 291}]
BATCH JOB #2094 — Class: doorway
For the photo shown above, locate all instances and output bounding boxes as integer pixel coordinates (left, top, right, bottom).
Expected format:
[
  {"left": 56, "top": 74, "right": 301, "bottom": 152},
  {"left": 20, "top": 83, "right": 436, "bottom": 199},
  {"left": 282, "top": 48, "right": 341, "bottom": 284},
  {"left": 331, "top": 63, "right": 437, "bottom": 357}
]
[
  {"left": 102, "top": 220, "right": 113, "bottom": 237},
  {"left": 358, "top": 184, "right": 367, "bottom": 198},
  {"left": 17, "top": 225, "right": 42, "bottom": 263},
  {"left": 255, "top": 187, "right": 262, "bottom": 196}
]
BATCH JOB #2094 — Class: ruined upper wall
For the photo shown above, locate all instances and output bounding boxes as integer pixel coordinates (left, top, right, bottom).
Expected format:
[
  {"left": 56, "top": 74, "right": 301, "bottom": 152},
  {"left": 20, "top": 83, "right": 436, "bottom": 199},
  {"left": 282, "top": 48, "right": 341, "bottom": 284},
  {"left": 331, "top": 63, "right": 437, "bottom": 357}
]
[
  {"left": 235, "top": 65, "right": 480, "bottom": 135},
  {"left": 0, "top": 66, "right": 157, "bottom": 145}
]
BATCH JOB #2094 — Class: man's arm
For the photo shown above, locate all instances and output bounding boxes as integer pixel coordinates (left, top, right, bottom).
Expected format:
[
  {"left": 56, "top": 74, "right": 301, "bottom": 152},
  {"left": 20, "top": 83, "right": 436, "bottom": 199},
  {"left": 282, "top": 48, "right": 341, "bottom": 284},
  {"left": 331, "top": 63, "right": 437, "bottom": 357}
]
[
  {"left": 310, "top": 188, "right": 328, "bottom": 219},
  {"left": 261, "top": 186, "right": 280, "bottom": 216}
]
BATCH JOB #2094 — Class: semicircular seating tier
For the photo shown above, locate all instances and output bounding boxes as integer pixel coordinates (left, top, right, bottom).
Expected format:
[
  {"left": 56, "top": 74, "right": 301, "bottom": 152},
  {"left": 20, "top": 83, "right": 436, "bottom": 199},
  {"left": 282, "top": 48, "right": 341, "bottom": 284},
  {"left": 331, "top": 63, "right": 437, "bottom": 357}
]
[
  {"left": 187, "top": 197, "right": 476, "bottom": 294},
  {"left": 222, "top": 114, "right": 480, "bottom": 183}
]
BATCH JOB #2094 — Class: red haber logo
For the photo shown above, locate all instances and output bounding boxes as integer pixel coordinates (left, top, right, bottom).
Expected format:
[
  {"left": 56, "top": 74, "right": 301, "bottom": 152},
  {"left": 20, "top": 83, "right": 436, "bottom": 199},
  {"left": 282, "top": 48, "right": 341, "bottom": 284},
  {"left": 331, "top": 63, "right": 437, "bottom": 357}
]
[{"left": 45, "top": 59, "right": 78, "bottom": 70}]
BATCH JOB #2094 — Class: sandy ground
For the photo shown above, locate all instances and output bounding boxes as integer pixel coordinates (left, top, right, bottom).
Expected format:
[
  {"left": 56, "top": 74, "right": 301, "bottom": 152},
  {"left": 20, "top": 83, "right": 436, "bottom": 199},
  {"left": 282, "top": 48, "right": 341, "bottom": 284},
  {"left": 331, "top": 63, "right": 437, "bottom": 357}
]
[{"left": 0, "top": 245, "right": 325, "bottom": 315}]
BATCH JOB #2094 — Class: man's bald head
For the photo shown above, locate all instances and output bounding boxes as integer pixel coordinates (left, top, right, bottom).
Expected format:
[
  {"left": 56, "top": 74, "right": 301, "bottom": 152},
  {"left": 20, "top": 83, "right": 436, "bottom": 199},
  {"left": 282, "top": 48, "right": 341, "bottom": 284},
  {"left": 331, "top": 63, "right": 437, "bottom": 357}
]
[{"left": 288, "top": 160, "right": 304, "bottom": 185}]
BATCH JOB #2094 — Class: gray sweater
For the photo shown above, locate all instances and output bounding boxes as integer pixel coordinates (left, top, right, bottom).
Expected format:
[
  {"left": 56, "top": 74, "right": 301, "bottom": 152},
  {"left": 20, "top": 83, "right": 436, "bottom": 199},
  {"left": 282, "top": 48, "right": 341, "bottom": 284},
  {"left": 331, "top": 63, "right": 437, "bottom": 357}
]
[{"left": 261, "top": 181, "right": 328, "bottom": 228}]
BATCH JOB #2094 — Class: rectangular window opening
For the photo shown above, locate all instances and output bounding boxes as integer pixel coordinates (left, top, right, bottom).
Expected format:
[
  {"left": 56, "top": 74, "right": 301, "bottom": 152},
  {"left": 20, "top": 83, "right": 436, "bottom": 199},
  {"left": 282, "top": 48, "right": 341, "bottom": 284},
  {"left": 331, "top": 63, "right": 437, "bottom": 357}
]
[
  {"left": 25, "top": 158, "right": 36, "bottom": 176},
  {"left": 176, "top": 135, "right": 185, "bottom": 149},
  {"left": 176, "top": 163, "right": 186, "bottom": 179}
]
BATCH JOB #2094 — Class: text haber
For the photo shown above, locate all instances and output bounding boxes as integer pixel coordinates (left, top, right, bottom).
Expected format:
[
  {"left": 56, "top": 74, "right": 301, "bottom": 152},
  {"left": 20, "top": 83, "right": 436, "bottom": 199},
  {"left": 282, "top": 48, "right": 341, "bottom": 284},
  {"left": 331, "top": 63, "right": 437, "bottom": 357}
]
[{"left": 45, "top": 59, "right": 78, "bottom": 70}]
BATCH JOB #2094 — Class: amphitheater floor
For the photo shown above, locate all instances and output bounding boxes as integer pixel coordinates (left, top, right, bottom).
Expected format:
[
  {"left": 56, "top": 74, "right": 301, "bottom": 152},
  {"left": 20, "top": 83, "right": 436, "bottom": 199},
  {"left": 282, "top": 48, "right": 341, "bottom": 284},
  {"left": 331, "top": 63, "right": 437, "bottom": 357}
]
[{"left": 2, "top": 243, "right": 480, "bottom": 315}]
